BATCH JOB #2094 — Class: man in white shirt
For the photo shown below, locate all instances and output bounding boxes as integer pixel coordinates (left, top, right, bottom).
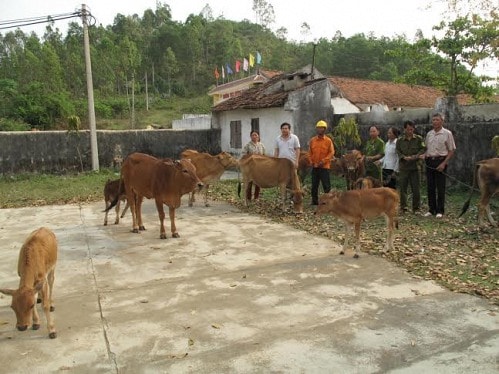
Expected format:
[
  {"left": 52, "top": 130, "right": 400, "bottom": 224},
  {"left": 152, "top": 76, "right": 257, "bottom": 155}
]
[
  {"left": 274, "top": 122, "right": 300, "bottom": 168},
  {"left": 423, "top": 112, "right": 456, "bottom": 218}
]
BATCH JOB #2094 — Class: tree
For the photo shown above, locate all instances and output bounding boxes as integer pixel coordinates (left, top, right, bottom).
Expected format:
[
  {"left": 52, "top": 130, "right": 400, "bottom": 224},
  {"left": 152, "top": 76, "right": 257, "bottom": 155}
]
[
  {"left": 431, "top": 14, "right": 499, "bottom": 97},
  {"left": 252, "top": 0, "right": 275, "bottom": 28}
]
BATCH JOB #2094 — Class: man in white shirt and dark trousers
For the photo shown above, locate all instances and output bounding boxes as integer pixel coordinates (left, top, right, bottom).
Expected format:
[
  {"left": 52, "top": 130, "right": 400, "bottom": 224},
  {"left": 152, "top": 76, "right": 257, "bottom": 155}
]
[{"left": 423, "top": 112, "right": 456, "bottom": 218}]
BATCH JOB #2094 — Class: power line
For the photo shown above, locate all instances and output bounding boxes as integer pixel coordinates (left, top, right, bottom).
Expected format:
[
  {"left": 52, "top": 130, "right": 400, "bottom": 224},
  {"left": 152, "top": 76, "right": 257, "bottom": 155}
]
[{"left": 0, "top": 10, "right": 96, "bottom": 31}]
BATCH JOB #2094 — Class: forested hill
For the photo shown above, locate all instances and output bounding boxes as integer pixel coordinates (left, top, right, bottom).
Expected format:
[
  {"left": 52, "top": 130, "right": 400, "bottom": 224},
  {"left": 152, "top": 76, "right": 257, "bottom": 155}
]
[{"left": 0, "top": 3, "right": 494, "bottom": 130}]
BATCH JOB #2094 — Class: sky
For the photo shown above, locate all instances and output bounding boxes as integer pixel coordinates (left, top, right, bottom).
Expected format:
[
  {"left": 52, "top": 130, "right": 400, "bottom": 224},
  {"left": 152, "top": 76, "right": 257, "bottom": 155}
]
[{"left": 0, "top": 0, "right": 497, "bottom": 78}]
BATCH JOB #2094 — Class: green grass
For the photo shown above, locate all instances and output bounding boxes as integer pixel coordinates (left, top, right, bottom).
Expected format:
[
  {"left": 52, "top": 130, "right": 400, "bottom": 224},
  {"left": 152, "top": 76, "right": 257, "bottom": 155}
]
[{"left": 0, "top": 169, "right": 119, "bottom": 208}]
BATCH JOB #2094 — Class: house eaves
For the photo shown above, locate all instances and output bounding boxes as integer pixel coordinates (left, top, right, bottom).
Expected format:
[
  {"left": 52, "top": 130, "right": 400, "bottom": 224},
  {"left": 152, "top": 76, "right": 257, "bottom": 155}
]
[
  {"left": 212, "top": 74, "right": 328, "bottom": 112},
  {"left": 329, "top": 76, "right": 444, "bottom": 109}
]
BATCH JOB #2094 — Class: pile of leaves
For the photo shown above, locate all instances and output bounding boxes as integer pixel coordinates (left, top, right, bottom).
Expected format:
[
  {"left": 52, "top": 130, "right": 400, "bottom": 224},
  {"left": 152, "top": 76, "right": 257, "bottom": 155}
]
[{"left": 211, "top": 180, "right": 498, "bottom": 305}]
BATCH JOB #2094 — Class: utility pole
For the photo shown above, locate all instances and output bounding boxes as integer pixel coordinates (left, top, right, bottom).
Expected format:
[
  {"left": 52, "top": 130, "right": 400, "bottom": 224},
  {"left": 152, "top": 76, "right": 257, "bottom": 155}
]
[{"left": 81, "top": 4, "right": 99, "bottom": 171}]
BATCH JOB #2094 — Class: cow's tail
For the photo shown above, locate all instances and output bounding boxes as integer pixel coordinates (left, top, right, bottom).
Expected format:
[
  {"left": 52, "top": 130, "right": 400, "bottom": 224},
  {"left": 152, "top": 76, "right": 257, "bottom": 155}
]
[
  {"left": 459, "top": 162, "right": 479, "bottom": 218},
  {"left": 104, "top": 178, "right": 124, "bottom": 213}
]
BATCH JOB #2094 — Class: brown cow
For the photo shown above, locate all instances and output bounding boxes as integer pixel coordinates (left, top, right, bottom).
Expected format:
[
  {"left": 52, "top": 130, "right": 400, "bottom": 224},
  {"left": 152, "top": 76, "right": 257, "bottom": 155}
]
[
  {"left": 355, "top": 176, "right": 383, "bottom": 190},
  {"left": 103, "top": 179, "right": 129, "bottom": 225},
  {"left": 340, "top": 150, "right": 365, "bottom": 190},
  {"left": 106, "top": 153, "right": 203, "bottom": 239},
  {"left": 239, "top": 154, "right": 304, "bottom": 213},
  {"left": 181, "top": 149, "right": 238, "bottom": 207},
  {"left": 315, "top": 188, "right": 399, "bottom": 258},
  {"left": 0, "top": 227, "right": 58, "bottom": 338},
  {"left": 459, "top": 158, "right": 499, "bottom": 226}
]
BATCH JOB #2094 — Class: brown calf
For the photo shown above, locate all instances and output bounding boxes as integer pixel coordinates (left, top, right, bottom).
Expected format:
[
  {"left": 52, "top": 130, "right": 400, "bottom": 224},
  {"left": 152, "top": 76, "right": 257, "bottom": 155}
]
[
  {"left": 315, "top": 188, "right": 399, "bottom": 258},
  {"left": 0, "top": 227, "right": 58, "bottom": 338},
  {"left": 103, "top": 179, "right": 129, "bottom": 225},
  {"left": 460, "top": 158, "right": 499, "bottom": 226}
]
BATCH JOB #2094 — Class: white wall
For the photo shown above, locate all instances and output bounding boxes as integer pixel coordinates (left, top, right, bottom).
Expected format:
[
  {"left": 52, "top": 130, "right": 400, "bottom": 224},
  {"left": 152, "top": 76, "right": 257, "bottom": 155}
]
[
  {"left": 172, "top": 115, "right": 212, "bottom": 130},
  {"left": 218, "top": 107, "right": 293, "bottom": 157}
]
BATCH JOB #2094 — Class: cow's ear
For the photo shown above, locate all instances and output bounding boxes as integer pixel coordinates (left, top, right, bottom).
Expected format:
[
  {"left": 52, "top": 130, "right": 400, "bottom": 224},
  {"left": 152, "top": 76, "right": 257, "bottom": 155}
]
[{"left": 0, "top": 288, "right": 15, "bottom": 296}]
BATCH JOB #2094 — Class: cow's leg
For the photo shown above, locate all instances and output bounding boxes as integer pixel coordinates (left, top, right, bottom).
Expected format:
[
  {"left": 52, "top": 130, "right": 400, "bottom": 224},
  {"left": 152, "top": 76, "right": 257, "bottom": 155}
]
[
  {"left": 384, "top": 214, "right": 395, "bottom": 252},
  {"left": 280, "top": 184, "right": 287, "bottom": 210},
  {"left": 353, "top": 222, "right": 361, "bottom": 258},
  {"left": 114, "top": 200, "right": 121, "bottom": 224},
  {"left": 340, "top": 223, "right": 352, "bottom": 255},
  {"left": 479, "top": 192, "right": 496, "bottom": 226},
  {"left": 104, "top": 201, "right": 110, "bottom": 226},
  {"left": 485, "top": 205, "right": 497, "bottom": 226},
  {"left": 41, "top": 281, "right": 56, "bottom": 339},
  {"left": 120, "top": 200, "right": 129, "bottom": 218},
  {"left": 32, "top": 295, "right": 41, "bottom": 330},
  {"left": 155, "top": 199, "right": 167, "bottom": 239},
  {"left": 47, "top": 269, "right": 55, "bottom": 312},
  {"left": 170, "top": 206, "right": 179, "bottom": 238},
  {"left": 137, "top": 196, "right": 146, "bottom": 231},
  {"left": 128, "top": 192, "right": 139, "bottom": 233},
  {"left": 188, "top": 191, "right": 195, "bottom": 207},
  {"left": 204, "top": 184, "right": 210, "bottom": 207},
  {"left": 244, "top": 180, "right": 251, "bottom": 207}
]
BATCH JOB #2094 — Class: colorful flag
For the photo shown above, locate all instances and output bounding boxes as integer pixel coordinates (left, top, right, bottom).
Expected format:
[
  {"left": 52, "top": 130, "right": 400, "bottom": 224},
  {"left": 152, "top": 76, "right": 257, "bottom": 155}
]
[
  {"left": 222, "top": 65, "right": 225, "bottom": 79},
  {"left": 235, "top": 60, "right": 241, "bottom": 73},
  {"left": 256, "top": 51, "right": 262, "bottom": 65},
  {"left": 214, "top": 66, "right": 220, "bottom": 80},
  {"left": 249, "top": 53, "right": 255, "bottom": 67},
  {"left": 243, "top": 58, "right": 248, "bottom": 72},
  {"left": 226, "top": 63, "right": 233, "bottom": 75}
]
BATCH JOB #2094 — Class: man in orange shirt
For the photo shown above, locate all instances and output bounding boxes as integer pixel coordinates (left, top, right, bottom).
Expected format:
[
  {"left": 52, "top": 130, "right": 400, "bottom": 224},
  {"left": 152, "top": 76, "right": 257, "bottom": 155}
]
[{"left": 308, "top": 120, "right": 335, "bottom": 205}]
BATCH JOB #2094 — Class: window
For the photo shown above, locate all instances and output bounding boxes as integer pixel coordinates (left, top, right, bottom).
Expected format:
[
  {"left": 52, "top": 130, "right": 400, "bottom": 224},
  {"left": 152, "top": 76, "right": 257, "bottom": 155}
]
[
  {"left": 251, "top": 118, "right": 259, "bottom": 134},
  {"left": 230, "top": 120, "right": 242, "bottom": 148}
]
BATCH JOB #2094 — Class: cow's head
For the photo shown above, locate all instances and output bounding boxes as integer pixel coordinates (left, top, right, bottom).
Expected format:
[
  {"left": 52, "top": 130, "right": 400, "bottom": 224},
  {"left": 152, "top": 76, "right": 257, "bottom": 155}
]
[
  {"left": 0, "top": 280, "right": 43, "bottom": 331},
  {"left": 291, "top": 189, "right": 305, "bottom": 213},
  {"left": 342, "top": 151, "right": 364, "bottom": 171},
  {"left": 218, "top": 152, "right": 239, "bottom": 169},
  {"left": 315, "top": 191, "right": 341, "bottom": 216},
  {"left": 175, "top": 159, "right": 204, "bottom": 191}
]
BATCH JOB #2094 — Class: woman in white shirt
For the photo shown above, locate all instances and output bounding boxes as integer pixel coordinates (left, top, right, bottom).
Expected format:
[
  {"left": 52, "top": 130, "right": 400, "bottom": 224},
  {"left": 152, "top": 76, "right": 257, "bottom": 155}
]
[{"left": 380, "top": 127, "right": 400, "bottom": 189}]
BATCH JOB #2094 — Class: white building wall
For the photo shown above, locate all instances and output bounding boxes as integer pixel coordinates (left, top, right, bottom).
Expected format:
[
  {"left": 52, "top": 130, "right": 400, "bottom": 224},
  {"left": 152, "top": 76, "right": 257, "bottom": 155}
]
[{"left": 218, "top": 107, "right": 293, "bottom": 157}]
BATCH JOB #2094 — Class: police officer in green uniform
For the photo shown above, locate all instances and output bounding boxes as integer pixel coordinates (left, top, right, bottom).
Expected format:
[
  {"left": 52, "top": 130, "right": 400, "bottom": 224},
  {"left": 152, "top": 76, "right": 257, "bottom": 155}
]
[{"left": 396, "top": 120, "right": 426, "bottom": 213}]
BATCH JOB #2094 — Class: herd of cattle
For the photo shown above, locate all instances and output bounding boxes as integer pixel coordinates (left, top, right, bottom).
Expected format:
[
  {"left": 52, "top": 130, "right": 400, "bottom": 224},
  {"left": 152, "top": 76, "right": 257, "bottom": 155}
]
[{"left": 1, "top": 150, "right": 497, "bottom": 339}]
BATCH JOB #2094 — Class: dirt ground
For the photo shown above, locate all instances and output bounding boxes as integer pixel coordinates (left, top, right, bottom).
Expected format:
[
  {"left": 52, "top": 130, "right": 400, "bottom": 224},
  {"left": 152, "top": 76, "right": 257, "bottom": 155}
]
[{"left": 0, "top": 197, "right": 498, "bottom": 373}]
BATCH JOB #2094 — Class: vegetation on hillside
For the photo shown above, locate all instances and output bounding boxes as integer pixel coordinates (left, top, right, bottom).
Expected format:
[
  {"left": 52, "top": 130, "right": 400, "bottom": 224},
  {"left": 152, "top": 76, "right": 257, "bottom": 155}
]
[{"left": 0, "top": 2, "right": 497, "bottom": 131}]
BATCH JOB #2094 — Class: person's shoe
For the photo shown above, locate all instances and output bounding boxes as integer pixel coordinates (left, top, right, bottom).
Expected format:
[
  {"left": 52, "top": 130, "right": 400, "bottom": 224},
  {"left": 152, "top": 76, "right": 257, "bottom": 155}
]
[
  {"left": 423, "top": 212, "right": 433, "bottom": 217},
  {"left": 436, "top": 213, "right": 443, "bottom": 218}
]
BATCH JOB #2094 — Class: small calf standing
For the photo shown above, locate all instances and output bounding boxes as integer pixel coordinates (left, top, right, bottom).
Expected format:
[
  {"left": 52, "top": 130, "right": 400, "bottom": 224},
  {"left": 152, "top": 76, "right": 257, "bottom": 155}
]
[
  {"left": 104, "top": 179, "right": 129, "bottom": 225},
  {"left": 315, "top": 188, "right": 399, "bottom": 258},
  {"left": 0, "top": 227, "right": 58, "bottom": 338}
]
